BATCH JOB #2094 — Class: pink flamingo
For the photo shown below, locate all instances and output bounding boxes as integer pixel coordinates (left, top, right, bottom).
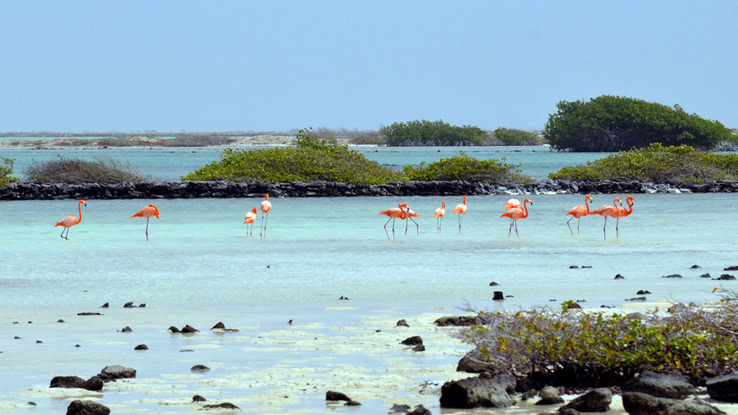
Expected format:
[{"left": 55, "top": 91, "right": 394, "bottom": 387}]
[
  {"left": 380, "top": 203, "right": 408, "bottom": 239},
  {"left": 451, "top": 195, "right": 467, "bottom": 232},
  {"left": 503, "top": 198, "right": 520, "bottom": 229},
  {"left": 54, "top": 199, "right": 86, "bottom": 240},
  {"left": 499, "top": 198, "right": 532, "bottom": 237},
  {"left": 613, "top": 196, "right": 635, "bottom": 238},
  {"left": 590, "top": 197, "right": 622, "bottom": 240},
  {"left": 260, "top": 194, "right": 272, "bottom": 237},
  {"left": 130, "top": 204, "right": 160, "bottom": 241},
  {"left": 432, "top": 200, "right": 446, "bottom": 231},
  {"left": 565, "top": 195, "right": 593, "bottom": 235},
  {"left": 243, "top": 207, "right": 258, "bottom": 236}
]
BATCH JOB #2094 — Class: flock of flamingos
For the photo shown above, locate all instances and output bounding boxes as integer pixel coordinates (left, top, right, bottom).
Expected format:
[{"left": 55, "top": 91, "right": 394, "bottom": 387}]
[{"left": 53, "top": 193, "right": 635, "bottom": 241}]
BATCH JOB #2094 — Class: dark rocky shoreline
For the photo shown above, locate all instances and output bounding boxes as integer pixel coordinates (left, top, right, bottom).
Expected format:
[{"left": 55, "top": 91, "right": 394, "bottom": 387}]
[{"left": 1, "top": 179, "right": 737, "bottom": 200}]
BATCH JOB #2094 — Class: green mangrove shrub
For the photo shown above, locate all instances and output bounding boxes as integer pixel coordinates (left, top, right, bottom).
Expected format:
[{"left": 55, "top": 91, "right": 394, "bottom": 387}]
[
  {"left": 183, "top": 129, "right": 404, "bottom": 184},
  {"left": 548, "top": 143, "right": 738, "bottom": 183},
  {"left": 0, "top": 156, "right": 18, "bottom": 187},
  {"left": 493, "top": 128, "right": 543, "bottom": 145},
  {"left": 403, "top": 153, "right": 533, "bottom": 185},
  {"left": 380, "top": 120, "right": 489, "bottom": 146},
  {"left": 26, "top": 156, "right": 148, "bottom": 183},
  {"left": 544, "top": 95, "right": 733, "bottom": 152},
  {"left": 461, "top": 298, "right": 738, "bottom": 386}
]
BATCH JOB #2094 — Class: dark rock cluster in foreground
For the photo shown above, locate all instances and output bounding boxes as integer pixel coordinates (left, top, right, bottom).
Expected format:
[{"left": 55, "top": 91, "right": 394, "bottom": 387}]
[{"left": 2, "top": 179, "right": 736, "bottom": 200}]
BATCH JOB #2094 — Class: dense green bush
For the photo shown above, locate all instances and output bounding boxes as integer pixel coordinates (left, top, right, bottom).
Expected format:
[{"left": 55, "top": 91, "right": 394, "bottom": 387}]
[
  {"left": 26, "top": 156, "right": 148, "bottom": 183},
  {"left": 182, "top": 129, "right": 404, "bottom": 184},
  {"left": 380, "top": 120, "right": 489, "bottom": 146},
  {"left": 544, "top": 96, "right": 733, "bottom": 152},
  {"left": 403, "top": 153, "right": 533, "bottom": 185},
  {"left": 548, "top": 143, "right": 738, "bottom": 183},
  {"left": 461, "top": 298, "right": 738, "bottom": 386},
  {"left": 0, "top": 156, "right": 18, "bottom": 187},
  {"left": 493, "top": 128, "right": 543, "bottom": 145}
]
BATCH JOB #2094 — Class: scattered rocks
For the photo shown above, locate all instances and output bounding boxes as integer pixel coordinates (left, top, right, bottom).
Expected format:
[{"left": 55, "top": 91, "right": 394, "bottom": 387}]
[
  {"left": 569, "top": 265, "right": 579, "bottom": 269},
  {"left": 326, "top": 391, "right": 352, "bottom": 401},
  {"left": 691, "top": 264, "right": 702, "bottom": 269},
  {"left": 662, "top": 274, "right": 683, "bottom": 279},
  {"left": 622, "top": 371, "right": 696, "bottom": 399},
  {"left": 535, "top": 386, "right": 564, "bottom": 405},
  {"left": 338, "top": 295, "right": 350, "bottom": 300},
  {"left": 123, "top": 302, "right": 135, "bottom": 308},
  {"left": 582, "top": 265, "right": 592, "bottom": 268},
  {"left": 724, "top": 265, "right": 738, "bottom": 271},
  {"left": 400, "top": 336, "right": 423, "bottom": 346},
  {"left": 181, "top": 324, "right": 199, "bottom": 333},
  {"left": 700, "top": 273, "right": 712, "bottom": 278},
  {"left": 614, "top": 274, "right": 625, "bottom": 279},
  {"left": 345, "top": 400, "right": 362, "bottom": 406},
  {"left": 203, "top": 402, "right": 239, "bottom": 410},
  {"left": 121, "top": 326, "right": 132, "bottom": 333},
  {"left": 489, "top": 281, "right": 499, "bottom": 286},
  {"left": 636, "top": 290, "right": 652, "bottom": 295},
  {"left": 716, "top": 274, "right": 736, "bottom": 280},
  {"left": 168, "top": 326, "right": 180, "bottom": 333},
  {"left": 396, "top": 319, "right": 409, "bottom": 327},
  {"left": 191, "top": 365, "right": 210, "bottom": 372},
  {"left": 412, "top": 344, "right": 425, "bottom": 352},
  {"left": 98, "top": 365, "right": 136, "bottom": 381},
  {"left": 77, "top": 312, "right": 102, "bottom": 316},
  {"left": 389, "top": 403, "right": 431, "bottom": 414},
  {"left": 57, "top": 319, "right": 65, "bottom": 323},
  {"left": 210, "top": 322, "right": 239, "bottom": 332},
  {"left": 457, "top": 349, "right": 497, "bottom": 373},
  {"left": 192, "top": 395, "right": 207, "bottom": 402},
  {"left": 50, "top": 376, "right": 103, "bottom": 391},
  {"left": 101, "top": 302, "right": 109, "bottom": 308},
  {"left": 440, "top": 373, "right": 516, "bottom": 408},
  {"left": 626, "top": 296, "right": 647, "bottom": 302},
  {"left": 559, "top": 388, "right": 612, "bottom": 412},
  {"left": 134, "top": 344, "right": 148, "bottom": 350},
  {"left": 66, "top": 400, "right": 110, "bottom": 415},
  {"left": 706, "top": 372, "right": 738, "bottom": 402},
  {"left": 622, "top": 392, "right": 723, "bottom": 415},
  {"left": 493, "top": 291, "right": 505, "bottom": 301},
  {"left": 434, "top": 316, "right": 478, "bottom": 326}
]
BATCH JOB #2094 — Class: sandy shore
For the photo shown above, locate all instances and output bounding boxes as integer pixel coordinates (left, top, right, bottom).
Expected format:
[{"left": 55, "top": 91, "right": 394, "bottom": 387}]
[{"left": 0, "top": 135, "right": 354, "bottom": 149}]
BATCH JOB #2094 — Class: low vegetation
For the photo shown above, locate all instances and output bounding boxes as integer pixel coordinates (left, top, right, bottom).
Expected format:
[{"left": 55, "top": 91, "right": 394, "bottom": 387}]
[
  {"left": 460, "top": 295, "right": 738, "bottom": 386},
  {"left": 548, "top": 143, "right": 738, "bottom": 183},
  {"left": 379, "top": 120, "right": 490, "bottom": 146},
  {"left": 0, "top": 156, "right": 18, "bottom": 187},
  {"left": 492, "top": 128, "right": 544, "bottom": 146},
  {"left": 403, "top": 154, "right": 533, "bottom": 185},
  {"left": 182, "top": 129, "right": 404, "bottom": 184},
  {"left": 544, "top": 95, "right": 734, "bottom": 152},
  {"left": 26, "top": 156, "right": 149, "bottom": 183}
]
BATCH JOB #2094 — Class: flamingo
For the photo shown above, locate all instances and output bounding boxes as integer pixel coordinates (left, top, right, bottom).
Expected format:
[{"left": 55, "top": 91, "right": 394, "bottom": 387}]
[
  {"left": 432, "top": 200, "right": 446, "bottom": 231},
  {"left": 503, "top": 198, "right": 521, "bottom": 229},
  {"left": 452, "top": 195, "right": 467, "bottom": 232},
  {"left": 613, "top": 196, "right": 635, "bottom": 238},
  {"left": 405, "top": 205, "right": 420, "bottom": 235},
  {"left": 130, "top": 204, "right": 160, "bottom": 241},
  {"left": 499, "top": 198, "right": 532, "bottom": 237},
  {"left": 565, "top": 195, "right": 593, "bottom": 235},
  {"left": 260, "top": 194, "right": 272, "bottom": 237},
  {"left": 54, "top": 199, "right": 86, "bottom": 240},
  {"left": 380, "top": 203, "right": 408, "bottom": 239},
  {"left": 590, "top": 197, "right": 622, "bottom": 240},
  {"left": 243, "top": 207, "right": 258, "bottom": 236}
]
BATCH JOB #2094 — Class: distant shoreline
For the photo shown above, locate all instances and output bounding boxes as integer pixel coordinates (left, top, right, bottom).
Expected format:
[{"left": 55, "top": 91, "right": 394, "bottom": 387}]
[{"left": 0, "top": 135, "right": 305, "bottom": 149}]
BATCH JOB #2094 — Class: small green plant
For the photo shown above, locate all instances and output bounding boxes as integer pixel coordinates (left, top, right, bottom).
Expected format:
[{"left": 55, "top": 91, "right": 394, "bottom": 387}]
[
  {"left": 548, "top": 143, "right": 738, "bottom": 182},
  {"left": 460, "top": 299, "right": 738, "bottom": 386},
  {"left": 26, "top": 155, "right": 148, "bottom": 183},
  {"left": 0, "top": 156, "right": 18, "bottom": 187},
  {"left": 183, "top": 128, "right": 404, "bottom": 184},
  {"left": 403, "top": 153, "right": 533, "bottom": 185}
]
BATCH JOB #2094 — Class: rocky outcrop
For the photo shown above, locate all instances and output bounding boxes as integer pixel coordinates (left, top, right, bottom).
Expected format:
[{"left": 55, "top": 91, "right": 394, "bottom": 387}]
[
  {"left": 66, "top": 400, "right": 110, "bottom": 415},
  {"left": 456, "top": 349, "right": 497, "bottom": 373},
  {"left": 622, "top": 392, "right": 723, "bottom": 415},
  {"left": 559, "top": 388, "right": 612, "bottom": 412},
  {"left": 434, "top": 316, "right": 479, "bottom": 327},
  {"left": 98, "top": 365, "right": 136, "bottom": 382},
  {"left": 706, "top": 372, "right": 738, "bottom": 402},
  {"left": 50, "top": 376, "right": 102, "bottom": 391},
  {"left": 440, "top": 373, "right": 516, "bottom": 409},
  {"left": 4, "top": 179, "right": 738, "bottom": 201},
  {"left": 622, "top": 371, "right": 696, "bottom": 399}
]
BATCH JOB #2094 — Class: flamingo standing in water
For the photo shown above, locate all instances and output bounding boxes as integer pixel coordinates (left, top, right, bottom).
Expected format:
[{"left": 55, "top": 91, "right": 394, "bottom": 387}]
[
  {"left": 380, "top": 203, "right": 408, "bottom": 239},
  {"left": 452, "top": 195, "right": 467, "bottom": 232},
  {"left": 54, "top": 199, "right": 86, "bottom": 240},
  {"left": 260, "top": 194, "right": 272, "bottom": 237},
  {"left": 432, "top": 200, "right": 446, "bottom": 231},
  {"left": 565, "top": 195, "right": 593, "bottom": 235},
  {"left": 613, "top": 196, "right": 635, "bottom": 238},
  {"left": 590, "top": 197, "right": 622, "bottom": 240},
  {"left": 503, "top": 198, "right": 520, "bottom": 229},
  {"left": 500, "top": 198, "right": 532, "bottom": 237},
  {"left": 130, "top": 204, "right": 160, "bottom": 241},
  {"left": 243, "top": 207, "right": 257, "bottom": 236}
]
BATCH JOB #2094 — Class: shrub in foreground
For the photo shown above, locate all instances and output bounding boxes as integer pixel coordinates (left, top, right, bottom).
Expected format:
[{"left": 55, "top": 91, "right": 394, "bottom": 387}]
[
  {"left": 403, "top": 154, "right": 533, "bottom": 185},
  {"left": 460, "top": 298, "right": 738, "bottom": 387},
  {"left": 1, "top": 156, "right": 18, "bottom": 187},
  {"left": 26, "top": 156, "right": 148, "bottom": 183},
  {"left": 182, "top": 129, "right": 403, "bottom": 184},
  {"left": 548, "top": 143, "right": 738, "bottom": 183}
]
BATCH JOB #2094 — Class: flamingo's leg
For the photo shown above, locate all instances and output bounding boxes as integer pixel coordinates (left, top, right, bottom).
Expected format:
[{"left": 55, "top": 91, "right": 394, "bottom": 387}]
[
  {"left": 263, "top": 213, "right": 269, "bottom": 237},
  {"left": 145, "top": 218, "right": 149, "bottom": 241},
  {"left": 577, "top": 217, "right": 581, "bottom": 235},
  {"left": 410, "top": 217, "right": 419, "bottom": 235},
  {"left": 383, "top": 217, "right": 392, "bottom": 239},
  {"left": 616, "top": 217, "right": 620, "bottom": 239},
  {"left": 603, "top": 217, "right": 608, "bottom": 240},
  {"left": 567, "top": 216, "right": 574, "bottom": 235},
  {"left": 60, "top": 227, "right": 66, "bottom": 239},
  {"left": 439, "top": 216, "right": 443, "bottom": 231},
  {"left": 508, "top": 220, "right": 513, "bottom": 237},
  {"left": 514, "top": 220, "right": 520, "bottom": 237},
  {"left": 405, "top": 218, "right": 409, "bottom": 235},
  {"left": 458, "top": 215, "right": 462, "bottom": 232}
]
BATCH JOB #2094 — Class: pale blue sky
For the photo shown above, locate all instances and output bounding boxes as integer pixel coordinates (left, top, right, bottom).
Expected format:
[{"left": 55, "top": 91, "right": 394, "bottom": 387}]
[{"left": 1, "top": 1, "right": 737, "bottom": 132}]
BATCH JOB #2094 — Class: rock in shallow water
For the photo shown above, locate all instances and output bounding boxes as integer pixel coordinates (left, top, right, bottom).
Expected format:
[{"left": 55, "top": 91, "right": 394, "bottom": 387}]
[
  {"left": 622, "top": 371, "right": 696, "bottom": 399},
  {"left": 622, "top": 392, "right": 722, "bottom": 415},
  {"left": 440, "top": 374, "right": 516, "bottom": 408},
  {"left": 560, "top": 388, "right": 612, "bottom": 412},
  {"left": 66, "top": 400, "right": 110, "bottom": 415}
]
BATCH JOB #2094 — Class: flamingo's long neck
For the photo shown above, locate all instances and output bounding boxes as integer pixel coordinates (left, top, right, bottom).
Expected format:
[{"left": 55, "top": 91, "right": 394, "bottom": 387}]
[
  {"left": 521, "top": 200, "right": 530, "bottom": 218},
  {"left": 585, "top": 197, "right": 591, "bottom": 214},
  {"left": 625, "top": 199, "right": 634, "bottom": 215},
  {"left": 78, "top": 202, "right": 83, "bottom": 222}
]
